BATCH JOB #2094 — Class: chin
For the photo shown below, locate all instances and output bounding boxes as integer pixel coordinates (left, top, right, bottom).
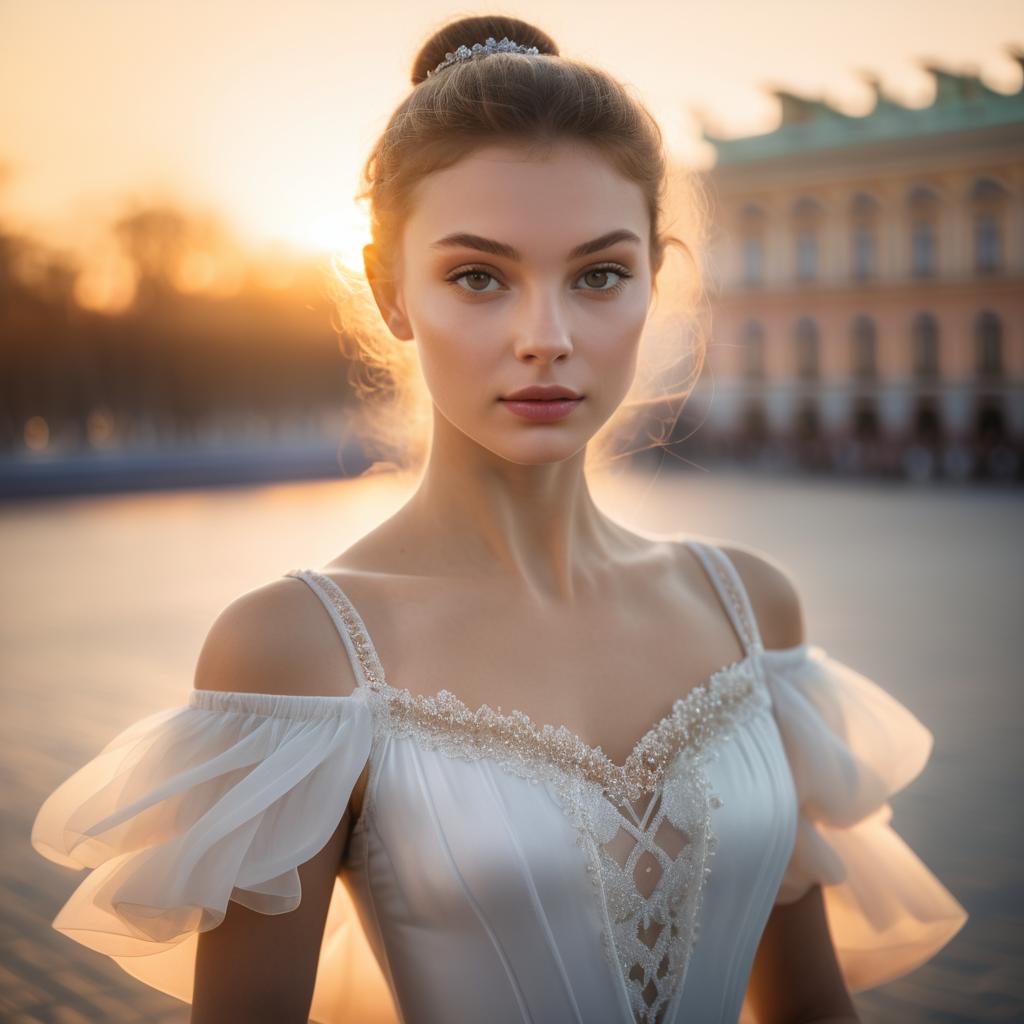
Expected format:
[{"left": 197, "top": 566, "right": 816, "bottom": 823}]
[{"left": 485, "top": 435, "right": 591, "bottom": 466}]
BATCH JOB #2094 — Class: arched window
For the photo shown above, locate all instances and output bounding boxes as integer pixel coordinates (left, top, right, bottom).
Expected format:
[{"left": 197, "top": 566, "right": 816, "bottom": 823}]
[
  {"left": 851, "top": 315, "right": 877, "bottom": 380},
  {"left": 792, "top": 197, "right": 822, "bottom": 282},
  {"left": 741, "top": 320, "right": 765, "bottom": 379},
  {"left": 850, "top": 192, "right": 879, "bottom": 280},
  {"left": 740, "top": 203, "right": 766, "bottom": 287},
  {"left": 908, "top": 186, "right": 939, "bottom": 278},
  {"left": 795, "top": 401, "right": 821, "bottom": 441},
  {"left": 970, "top": 178, "right": 1008, "bottom": 274},
  {"left": 975, "top": 214, "right": 999, "bottom": 271},
  {"left": 852, "top": 399, "right": 881, "bottom": 442},
  {"left": 975, "top": 402, "right": 1007, "bottom": 445},
  {"left": 794, "top": 317, "right": 820, "bottom": 380},
  {"left": 912, "top": 400, "right": 944, "bottom": 444},
  {"left": 740, "top": 402, "right": 769, "bottom": 442},
  {"left": 912, "top": 313, "right": 940, "bottom": 380},
  {"left": 742, "top": 238, "right": 764, "bottom": 285},
  {"left": 975, "top": 310, "right": 1003, "bottom": 379}
]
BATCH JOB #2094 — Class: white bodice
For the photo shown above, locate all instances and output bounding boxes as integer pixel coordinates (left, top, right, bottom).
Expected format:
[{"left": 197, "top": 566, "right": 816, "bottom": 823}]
[{"left": 31, "top": 538, "right": 968, "bottom": 1023}]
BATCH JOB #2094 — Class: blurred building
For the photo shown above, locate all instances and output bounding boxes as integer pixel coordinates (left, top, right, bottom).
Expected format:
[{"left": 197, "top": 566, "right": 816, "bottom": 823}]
[{"left": 692, "top": 57, "right": 1024, "bottom": 480}]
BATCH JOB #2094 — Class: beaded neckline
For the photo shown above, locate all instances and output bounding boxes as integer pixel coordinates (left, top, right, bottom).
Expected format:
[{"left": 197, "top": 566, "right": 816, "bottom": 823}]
[
  {"left": 289, "top": 566, "right": 767, "bottom": 806},
  {"left": 370, "top": 653, "right": 760, "bottom": 803}
]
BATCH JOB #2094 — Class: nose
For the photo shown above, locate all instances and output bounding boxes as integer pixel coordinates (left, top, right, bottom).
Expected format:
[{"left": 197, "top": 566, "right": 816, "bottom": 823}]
[{"left": 511, "top": 288, "right": 574, "bottom": 363}]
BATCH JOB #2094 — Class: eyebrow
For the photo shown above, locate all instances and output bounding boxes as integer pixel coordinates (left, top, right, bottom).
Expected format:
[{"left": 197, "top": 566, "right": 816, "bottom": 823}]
[{"left": 428, "top": 228, "right": 642, "bottom": 261}]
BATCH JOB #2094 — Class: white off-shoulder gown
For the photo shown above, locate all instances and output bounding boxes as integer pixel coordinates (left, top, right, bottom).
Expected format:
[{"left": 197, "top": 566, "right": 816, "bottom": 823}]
[{"left": 31, "top": 539, "right": 968, "bottom": 1023}]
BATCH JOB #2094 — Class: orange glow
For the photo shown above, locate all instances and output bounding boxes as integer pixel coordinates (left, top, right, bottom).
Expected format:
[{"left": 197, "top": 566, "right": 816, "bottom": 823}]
[
  {"left": 85, "top": 407, "right": 118, "bottom": 449},
  {"left": 200, "top": 253, "right": 246, "bottom": 299},
  {"left": 172, "top": 249, "right": 219, "bottom": 294},
  {"left": 0, "top": 1, "right": 1019, "bottom": 273},
  {"left": 73, "top": 246, "right": 137, "bottom": 314},
  {"left": 23, "top": 416, "right": 50, "bottom": 452}
]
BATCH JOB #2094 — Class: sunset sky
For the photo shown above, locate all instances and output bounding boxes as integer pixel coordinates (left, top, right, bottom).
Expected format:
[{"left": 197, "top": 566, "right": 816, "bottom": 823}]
[{"left": 1, "top": 0, "right": 1020, "bottom": 269}]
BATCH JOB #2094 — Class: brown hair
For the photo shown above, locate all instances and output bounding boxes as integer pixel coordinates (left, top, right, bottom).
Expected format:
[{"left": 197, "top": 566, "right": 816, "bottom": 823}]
[{"left": 328, "top": 13, "right": 709, "bottom": 475}]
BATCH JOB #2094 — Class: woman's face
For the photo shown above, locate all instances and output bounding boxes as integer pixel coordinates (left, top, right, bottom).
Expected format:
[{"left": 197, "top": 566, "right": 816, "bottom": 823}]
[{"left": 375, "top": 140, "right": 655, "bottom": 466}]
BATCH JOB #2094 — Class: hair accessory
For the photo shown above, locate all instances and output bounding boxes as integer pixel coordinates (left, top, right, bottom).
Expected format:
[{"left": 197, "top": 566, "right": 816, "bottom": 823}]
[{"left": 426, "top": 35, "right": 541, "bottom": 79}]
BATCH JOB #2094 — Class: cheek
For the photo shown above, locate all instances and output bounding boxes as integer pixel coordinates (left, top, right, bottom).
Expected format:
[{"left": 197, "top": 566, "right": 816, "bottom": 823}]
[
  {"left": 414, "top": 312, "right": 500, "bottom": 406},
  {"left": 587, "top": 294, "right": 648, "bottom": 370},
  {"left": 403, "top": 281, "right": 480, "bottom": 382}
]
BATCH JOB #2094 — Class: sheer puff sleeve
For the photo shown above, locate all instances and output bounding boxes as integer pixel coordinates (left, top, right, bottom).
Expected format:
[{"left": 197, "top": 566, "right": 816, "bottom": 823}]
[
  {"left": 31, "top": 686, "right": 396, "bottom": 1022},
  {"left": 762, "top": 642, "right": 968, "bottom": 992}
]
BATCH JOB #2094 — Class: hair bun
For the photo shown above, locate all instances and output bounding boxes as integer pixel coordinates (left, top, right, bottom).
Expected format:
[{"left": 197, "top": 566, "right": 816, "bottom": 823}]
[{"left": 411, "top": 15, "right": 559, "bottom": 86}]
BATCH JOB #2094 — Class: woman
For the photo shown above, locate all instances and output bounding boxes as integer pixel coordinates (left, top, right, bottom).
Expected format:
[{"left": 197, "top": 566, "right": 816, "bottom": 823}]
[{"left": 32, "top": 14, "right": 967, "bottom": 1024}]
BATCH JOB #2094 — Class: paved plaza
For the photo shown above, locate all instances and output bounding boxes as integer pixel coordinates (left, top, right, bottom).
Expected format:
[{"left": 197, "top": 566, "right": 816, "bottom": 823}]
[{"left": 2, "top": 467, "right": 1019, "bottom": 1022}]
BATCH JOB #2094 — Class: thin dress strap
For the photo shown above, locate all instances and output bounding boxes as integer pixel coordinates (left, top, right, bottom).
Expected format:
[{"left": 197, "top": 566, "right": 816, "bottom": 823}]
[
  {"left": 683, "top": 540, "right": 764, "bottom": 657},
  {"left": 284, "top": 569, "right": 388, "bottom": 690}
]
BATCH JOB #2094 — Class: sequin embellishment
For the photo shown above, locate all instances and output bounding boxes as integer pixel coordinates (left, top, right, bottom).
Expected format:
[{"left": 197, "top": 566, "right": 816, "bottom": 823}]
[{"left": 287, "top": 552, "right": 769, "bottom": 1024}]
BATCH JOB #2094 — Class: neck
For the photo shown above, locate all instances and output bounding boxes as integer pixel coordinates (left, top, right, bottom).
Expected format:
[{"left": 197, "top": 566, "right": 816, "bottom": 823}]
[{"left": 399, "top": 407, "right": 628, "bottom": 604}]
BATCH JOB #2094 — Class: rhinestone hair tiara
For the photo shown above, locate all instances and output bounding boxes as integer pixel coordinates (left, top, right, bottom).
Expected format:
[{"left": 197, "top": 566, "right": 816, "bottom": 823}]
[{"left": 426, "top": 35, "right": 542, "bottom": 79}]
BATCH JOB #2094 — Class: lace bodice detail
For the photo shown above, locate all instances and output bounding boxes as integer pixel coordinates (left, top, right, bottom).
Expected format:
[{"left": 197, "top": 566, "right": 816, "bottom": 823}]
[
  {"left": 365, "top": 657, "right": 763, "bottom": 801},
  {"left": 285, "top": 540, "right": 769, "bottom": 1024}
]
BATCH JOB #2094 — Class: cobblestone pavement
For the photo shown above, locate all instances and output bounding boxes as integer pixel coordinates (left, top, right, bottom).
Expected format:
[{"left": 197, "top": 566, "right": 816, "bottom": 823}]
[{"left": 3, "top": 468, "right": 1020, "bottom": 1022}]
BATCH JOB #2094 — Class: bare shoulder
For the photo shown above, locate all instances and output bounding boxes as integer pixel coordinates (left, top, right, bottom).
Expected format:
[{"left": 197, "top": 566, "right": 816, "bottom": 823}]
[
  {"left": 193, "top": 575, "right": 361, "bottom": 697},
  {"left": 717, "top": 542, "right": 806, "bottom": 651}
]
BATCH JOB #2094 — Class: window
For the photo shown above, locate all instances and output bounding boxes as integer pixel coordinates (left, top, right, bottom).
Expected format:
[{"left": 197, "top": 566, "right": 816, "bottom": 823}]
[
  {"left": 792, "top": 197, "right": 822, "bottom": 283},
  {"left": 908, "top": 186, "right": 939, "bottom": 278},
  {"left": 970, "top": 178, "right": 1008, "bottom": 275},
  {"left": 796, "top": 232, "right": 818, "bottom": 281},
  {"left": 975, "top": 311, "right": 1003, "bottom": 380},
  {"left": 850, "top": 193, "right": 879, "bottom": 280},
  {"left": 853, "top": 227, "right": 875, "bottom": 279},
  {"left": 851, "top": 315, "right": 877, "bottom": 381},
  {"left": 911, "top": 220, "right": 936, "bottom": 277},
  {"left": 740, "top": 402, "right": 769, "bottom": 443},
  {"left": 975, "top": 402, "right": 1008, "bottom": 446},
  {"left": 739, "top": 203, "right": 766, "bottom": 287},
  {"left": 795, "top": 401, "right": 821, "bottom": 441},
  {"left": 742, "top": 238, "right": 764, "bottom": 286},
  {"left": 852, "top": 400, "right": 881, "bottom": 442},
  {"left": 741, "top": 320, "right": 765, "bottom": 379},
  {"left": 794, "top": 317, "right": 820, "bottom": 380},
  {"left": 912, "top": 313, "right": 940, "bottom": 380},
  {"left": 912, "top": 401, "right": 944, "bottom": 445},
  {"left": 975, "top": 215, "right": 1001, "bottom": 272}
]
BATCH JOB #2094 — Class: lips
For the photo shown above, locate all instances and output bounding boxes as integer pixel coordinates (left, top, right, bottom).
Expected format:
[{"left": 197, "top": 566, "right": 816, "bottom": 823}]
[
  {"left": 501, "top": 385, "right": 582, "bottom": 401},
  {"left": 499, "top": 393, "right": 583, "bottom": 422}
]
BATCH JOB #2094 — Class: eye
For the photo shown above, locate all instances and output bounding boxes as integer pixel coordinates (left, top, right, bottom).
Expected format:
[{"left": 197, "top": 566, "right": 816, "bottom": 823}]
[
  {"left": 575, "top": 263, "right": 633, "bottom": 293},
  {"left": 445, "top": 262, "right": 634, "bottom": 296},
  {"left": 445, "top": 267, "right": 503, "bottom": 294}
]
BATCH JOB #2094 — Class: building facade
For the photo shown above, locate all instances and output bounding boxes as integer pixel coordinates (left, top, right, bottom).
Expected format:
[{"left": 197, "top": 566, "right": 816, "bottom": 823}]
[{"left": 687, "top": 58, "right": 1024, "bottom": 480}]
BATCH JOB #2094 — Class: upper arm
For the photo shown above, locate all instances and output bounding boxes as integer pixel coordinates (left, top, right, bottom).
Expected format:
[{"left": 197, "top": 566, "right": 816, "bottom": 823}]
[
  {"left": 745, "top": 884, "right": 858, "bottom": 1024},
  {"left": 722, "top": 545, "right": 858, "bottom": 1023},
  {"left": 191, "top": 816, "right": 351, "bottom": 1023},
  {"left": 190, "top": 578, "right": 361, "bottom": 1023}
]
